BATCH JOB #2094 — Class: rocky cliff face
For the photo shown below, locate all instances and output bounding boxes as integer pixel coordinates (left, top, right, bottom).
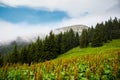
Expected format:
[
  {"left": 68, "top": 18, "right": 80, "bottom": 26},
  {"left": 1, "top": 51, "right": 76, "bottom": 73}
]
[{"left": 54, "top": 24, "right": 88, "bottom": 35}]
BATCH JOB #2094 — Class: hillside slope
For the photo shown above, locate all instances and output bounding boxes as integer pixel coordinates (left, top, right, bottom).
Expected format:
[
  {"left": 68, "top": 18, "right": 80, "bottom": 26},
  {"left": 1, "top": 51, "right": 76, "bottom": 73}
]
[
  {"left": 0, "top": 39, "right": 120, "bottom": 80},
  {"left": 57, "top": 39, "right": 120, "bottom": 59}
]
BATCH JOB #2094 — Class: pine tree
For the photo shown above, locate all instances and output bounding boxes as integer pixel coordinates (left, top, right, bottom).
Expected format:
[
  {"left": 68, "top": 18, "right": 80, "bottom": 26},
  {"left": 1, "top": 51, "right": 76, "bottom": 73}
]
[
  {"left": 99, "top": 22, "right": 108, "bottom": 43},
  {"left": 48, "top": 31, "right": 57, "bottom": 55},
  {"left": 107, "top": 18, "right": 112, "bottom": 41},
  {"left": 75, "top": 32, "right": 80, "bottom": 47},
  {"left": 0, "top": 53, "right": 3, "bottom": 66},
  {"left": 61, "top": 33, "right": 66, "bottom": 54},
  {"left": 27, "top": 43, "right": 35, "bottom": 65},
  {"left": 43, "top": 35, "right": 49, "bottom": 52},
  {"left": 80, "top": 29, "right": 88, "bottom": 48},
  {"left": 119, "top": 19, "right": 120, "bottom": 29},
  {"left": 87, "top": 26, "right": 94, "bottom": 43},
  {"left": 56, "top": 32, "right": 62, "bottom": 54},
  {"left": 35, "top": 37, "right": 43, "bottom": 62},
  {"left": 112, "top": 17, "right": 120, "bottom": 39},
  {"left": 69, "top": 29, "right": 76, "bottom": 48},
  {"left": 10, "top": 45, "right": 19, "bottom": 63},
  {"left": 43, "top": 31, "right": 57, "bottom": 59},
  {"left": 91, "top": 24, "right": 103, "bottom": 47},
  {"left": 20, "top": 46, "right": 28, "bottom": 64}
]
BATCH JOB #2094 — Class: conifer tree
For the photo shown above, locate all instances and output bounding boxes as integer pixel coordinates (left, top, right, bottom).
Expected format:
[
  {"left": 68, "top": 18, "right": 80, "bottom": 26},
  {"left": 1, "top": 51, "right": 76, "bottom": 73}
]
[
  {"left": 43, "top": 31, "right": 57, "bottom": 59},
  {"left": 0, "top": 53, "right": 3, "bottom": 66},
  {"left": 69, "top": 29, "right": 76, "bottom": 48},
  {"left": 91, "top": 24, "right": 103, "bottom": 47},
  {"left": 75, "top": 32, "right": 80, "bottom": 46},
  {"left": 27, "top": 43, "right": 35, "bottom": 65},
  {"left": 20, "top": 46, "right": 28, "bottom": 64},
  {"left": 35, "top": 37, "right": 43, "bottom": 62},
  {"left": 49, "top": 31, "right": 57, "bottom": 55},
  {"left": 56, "top": 32, "right": 62, "bottom": 54},
  {"left": 10, "top": 45, "right": 19, "bottom": 63},
  {"left": 61, "top": 33, "right": 66, "bottom": 54},
  {"left": 87, "top": 26, "right": 94, "bottom": 43},
  {"left": 80, "top": 29, "right": 88, "bottom": 48}
]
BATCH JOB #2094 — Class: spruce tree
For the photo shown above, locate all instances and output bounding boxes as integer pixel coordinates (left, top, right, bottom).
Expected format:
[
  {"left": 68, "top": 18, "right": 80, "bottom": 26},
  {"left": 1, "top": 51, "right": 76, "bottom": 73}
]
[
  {"left": 69, "top": 29, "right": 76, "bottom": 48},
  {"left": 75, "top": 32, "right": 80, "bottom": 46},
  {"left": 87, "top": 26, "right": 94, "bottom": 43},
  {"left": 91, "top": 24, "right": 103, "bottom": 47},
  {"left": 10, "top": 45, "right": 19, "bottom": 63},
  {"left": 56, "top": 32, "right": 62, "bottom": 54},
  {"left": 61, "top": 33, "right": 66, "bottom": 54},
  {"left": 35, "top": 37, "right": 43, "bottom": 62},
  {"left": 80, "top": 29, "right": 88, "bottom": 48},
  {"left": 43, "top": 31, "right": 57, "bottom": 59},
  {"left": 20, "top": 46, "right": 28, "bottom": 64},
  {"left": 0, "top": 53, "right": 3, "bottom": 66},
  {"left": 27, "top": 43, "right": 35, "bottom": 65},
  {"left": 49, "top": 31, "right": 57, "bottom": 55}
]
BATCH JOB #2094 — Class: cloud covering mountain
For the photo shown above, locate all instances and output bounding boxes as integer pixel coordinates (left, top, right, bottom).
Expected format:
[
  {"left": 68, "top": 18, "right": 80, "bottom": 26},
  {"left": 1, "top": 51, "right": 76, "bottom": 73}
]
[{"left": 0, "top": 0, "right": 120, "bottom": 42}]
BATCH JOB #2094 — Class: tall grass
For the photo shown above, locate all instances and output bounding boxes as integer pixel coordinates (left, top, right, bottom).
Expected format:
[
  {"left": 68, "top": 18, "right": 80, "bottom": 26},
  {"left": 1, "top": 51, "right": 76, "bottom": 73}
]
[{"left": 0, "top": 39, "right": 120, "bottom": 80}]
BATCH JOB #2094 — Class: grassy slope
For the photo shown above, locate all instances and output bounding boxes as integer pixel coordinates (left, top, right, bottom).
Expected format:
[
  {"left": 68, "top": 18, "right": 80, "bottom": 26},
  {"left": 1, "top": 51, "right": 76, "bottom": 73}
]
[{"left": 57, "top": 39, "right": 120, "bottom": 59}]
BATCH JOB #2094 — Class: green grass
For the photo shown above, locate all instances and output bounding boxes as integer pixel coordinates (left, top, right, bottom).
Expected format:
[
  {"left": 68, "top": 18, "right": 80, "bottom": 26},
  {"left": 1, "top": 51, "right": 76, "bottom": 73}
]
[
  {"left": 57, "top": 39, "right": 120, "bottom": 59},
  {"left": 1, "top": 39, "right": 120, "bottom": 80}
]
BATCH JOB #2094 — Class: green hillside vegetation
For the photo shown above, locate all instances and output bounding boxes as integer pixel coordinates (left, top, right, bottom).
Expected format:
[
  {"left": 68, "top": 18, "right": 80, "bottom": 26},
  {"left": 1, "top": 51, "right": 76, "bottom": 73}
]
[
  {"left": 0, "top": 40, "right": 120, "bottom": 80},
  {"left": 0, "top": 17, "right": 120, "bottom": 66},
  {"left": 0, "top": 17, "right": 120, "bottom": 80},
  {"left": 57, "top": 39, "right": 120, "bottom": 59}
]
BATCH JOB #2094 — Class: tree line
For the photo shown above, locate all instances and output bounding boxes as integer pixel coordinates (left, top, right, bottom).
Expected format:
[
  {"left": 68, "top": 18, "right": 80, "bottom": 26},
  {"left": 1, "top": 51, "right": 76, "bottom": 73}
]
[
  {"left": 1, "top": 29, "right": 79, "bottom": 65},
  {"left": 0, "top": 17, "right": 120, "bottom": 66},
  {"left": 80, "top": 17, "right": 120, "bottom": 48}
]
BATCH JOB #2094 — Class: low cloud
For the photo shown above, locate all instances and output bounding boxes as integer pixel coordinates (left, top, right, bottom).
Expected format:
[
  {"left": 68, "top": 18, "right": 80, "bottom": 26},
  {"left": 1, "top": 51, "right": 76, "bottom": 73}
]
[
  {"left": 0, "top": 20, "right": 52, "bottom": 42},
  {"left": 0, "top": 13, "right": 120, "bottom": 42}
]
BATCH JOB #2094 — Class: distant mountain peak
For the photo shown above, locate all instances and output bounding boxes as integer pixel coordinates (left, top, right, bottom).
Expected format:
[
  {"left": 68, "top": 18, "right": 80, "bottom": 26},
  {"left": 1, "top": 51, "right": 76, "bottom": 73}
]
[{"left": 54, "top": 24, "right": 88, "bottom": 35}]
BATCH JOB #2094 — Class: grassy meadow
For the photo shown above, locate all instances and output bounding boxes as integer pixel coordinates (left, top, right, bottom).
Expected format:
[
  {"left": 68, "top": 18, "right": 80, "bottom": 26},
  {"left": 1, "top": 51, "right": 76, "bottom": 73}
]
[
  {"left": 57, "top": 39, "right": 120, "bottom": 59},
  {"left": 0, "top": 39, "right": 120, "bottom": 80}
]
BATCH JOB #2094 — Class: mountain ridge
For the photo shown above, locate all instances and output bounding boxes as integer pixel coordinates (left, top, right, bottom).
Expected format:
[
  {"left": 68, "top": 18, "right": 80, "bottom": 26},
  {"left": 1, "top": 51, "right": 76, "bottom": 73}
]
[{"left": 54, "top": 24, "right": 88, "bottom": 34}]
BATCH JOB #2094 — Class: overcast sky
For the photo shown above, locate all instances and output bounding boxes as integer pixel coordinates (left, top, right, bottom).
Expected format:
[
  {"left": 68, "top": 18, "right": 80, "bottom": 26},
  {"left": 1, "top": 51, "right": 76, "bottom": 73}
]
[{"left": 0, "top": 0, "right": 120, "bottom": 42}]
